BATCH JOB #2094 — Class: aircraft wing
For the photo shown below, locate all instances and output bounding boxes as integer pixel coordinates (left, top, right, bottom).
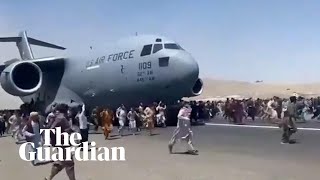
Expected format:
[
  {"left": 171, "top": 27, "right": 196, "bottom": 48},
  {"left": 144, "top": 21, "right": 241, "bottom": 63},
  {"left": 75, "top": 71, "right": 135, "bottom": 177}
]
[{"left": 0, "top": 56, "right": 65, "bottom": 72}]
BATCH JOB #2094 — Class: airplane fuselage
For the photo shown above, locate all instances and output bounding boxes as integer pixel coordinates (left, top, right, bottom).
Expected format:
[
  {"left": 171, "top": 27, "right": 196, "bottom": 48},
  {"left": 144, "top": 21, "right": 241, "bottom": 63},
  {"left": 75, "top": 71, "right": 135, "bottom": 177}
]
[
  {"left": 59, "top": 35, "right": 200, "bottom": 109},
  {"left": 0, "top": 33, "right": 202, "bottom": 112}
]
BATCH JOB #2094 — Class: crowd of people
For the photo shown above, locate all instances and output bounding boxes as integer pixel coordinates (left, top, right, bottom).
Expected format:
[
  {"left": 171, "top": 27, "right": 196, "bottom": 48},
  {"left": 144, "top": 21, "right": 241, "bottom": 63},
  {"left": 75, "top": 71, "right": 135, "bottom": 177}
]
[
  {"left": 1, "top": 95, "right": 318, "bottom": 143},
  {"left": 0, "top": 100, "right": 198, "bottom": 180},
  {"left": 0, "top": 95, "right": 317, "bottom": 179},
  {"left": 189, "top": 96, "right": 320, "bottom": 124}
]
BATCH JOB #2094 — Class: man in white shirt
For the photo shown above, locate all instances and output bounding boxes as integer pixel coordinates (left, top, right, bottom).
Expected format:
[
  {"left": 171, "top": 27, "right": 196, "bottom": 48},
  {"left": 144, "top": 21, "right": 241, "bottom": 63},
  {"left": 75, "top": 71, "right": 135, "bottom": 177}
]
[
  {"left": 127, "top": 108, "right": 137, "bottom": 135},
  {"left": 9, "top": 111, "right": 23, "bottom": 142},
  {"left": 76, "top": 104, "right": 88, "bottom": 148},
  {"left": 46, "top": 112, "right": 55, "bottom": 125},
  {"left": 116, "top": 104, "right": 127, "bottom": 136},
  {"left": 168, "top": 103, "right": 198, "bottom": 155},
  {"left": 156, "top": 102, "right": 167, "bottom": 127}
]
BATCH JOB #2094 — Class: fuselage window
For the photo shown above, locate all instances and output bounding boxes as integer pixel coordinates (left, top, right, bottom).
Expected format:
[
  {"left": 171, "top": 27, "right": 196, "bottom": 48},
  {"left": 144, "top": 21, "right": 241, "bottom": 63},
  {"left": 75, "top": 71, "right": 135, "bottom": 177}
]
[
  {"left": 153, "top": 44, "right": 163, "bottom": 53},
  {"left": 159, "top": 57, "right": 169, "bottom": 67},
  {"left": 164, "top": 43, "right": 182, "bottom": 50},
  {"left": 140, "top": 44, "right": 152, "bottom": 56}
]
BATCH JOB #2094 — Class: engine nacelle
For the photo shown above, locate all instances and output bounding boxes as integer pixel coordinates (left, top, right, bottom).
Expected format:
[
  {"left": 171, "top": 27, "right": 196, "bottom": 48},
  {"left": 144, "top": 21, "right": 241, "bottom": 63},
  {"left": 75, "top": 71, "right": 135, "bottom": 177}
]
[
  {"left": 191, "top": 78, "right": 203, "bottom": 96},
  {"left": 0, "top": 61, "right": 43, "bottom": 96}
]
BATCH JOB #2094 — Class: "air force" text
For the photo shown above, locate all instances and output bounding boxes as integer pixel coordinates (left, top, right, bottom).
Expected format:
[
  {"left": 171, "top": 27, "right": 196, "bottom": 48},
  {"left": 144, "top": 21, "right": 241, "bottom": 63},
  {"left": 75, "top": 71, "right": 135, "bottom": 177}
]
[{"left": 86, "top": 50, "right": 135, "bottom": 68}]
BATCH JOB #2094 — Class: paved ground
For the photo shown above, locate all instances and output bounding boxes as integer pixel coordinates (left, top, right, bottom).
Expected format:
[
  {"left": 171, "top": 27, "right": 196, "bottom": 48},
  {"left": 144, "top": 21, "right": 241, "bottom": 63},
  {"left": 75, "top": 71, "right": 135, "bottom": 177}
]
[
  {"left": 209, "top": 115, "right": 320, "bottom": 129},
  {"left": 0, "top": 124, "right": 319, "bottom": 180}
]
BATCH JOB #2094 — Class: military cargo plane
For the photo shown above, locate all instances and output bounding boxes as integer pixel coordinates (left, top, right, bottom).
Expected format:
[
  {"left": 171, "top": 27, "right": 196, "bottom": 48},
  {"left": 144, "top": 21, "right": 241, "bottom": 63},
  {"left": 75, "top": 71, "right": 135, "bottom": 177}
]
[{"left": 0, "top": 31, "right": 203, "bottom": 112}]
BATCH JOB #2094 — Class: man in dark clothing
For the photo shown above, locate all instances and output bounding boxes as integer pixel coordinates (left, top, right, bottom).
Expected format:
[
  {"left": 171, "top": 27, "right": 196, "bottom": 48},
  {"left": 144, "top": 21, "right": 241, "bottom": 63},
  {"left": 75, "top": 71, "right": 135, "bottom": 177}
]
[
  {"left": 190, "top": 101, "right": 197, "bottom": 122},
  {"left": 0, "top": 114, "right": 5, "bottom": 136},
  {"left": 280, "top": 96, "right": 298, "bottom": 144},
  {"left": 45, "top": 103, "right": 76, "bottom": 180},
  {"left": 91, "top": 106, "right": 99, "bottom": 131},
  {"left": 312, "top": 105, "right": 320, "bottom": 119},
  {"left": 233, "top": 100, "right": 244, "bottom": 124},
  {"left": 198, "top": 101, "right": 205, "bottom": 120},
  {"left": 224, "top": 98, "right": 230, "bottom": 120},
  {"left": 247, "top": 99, "right": 256, "bottom": 121},
  {"left": 190, "top": 101, "right": 197, "bottom": 124},
  {"left": 275, "top": 98, "right": 283, "bottom": 119}
]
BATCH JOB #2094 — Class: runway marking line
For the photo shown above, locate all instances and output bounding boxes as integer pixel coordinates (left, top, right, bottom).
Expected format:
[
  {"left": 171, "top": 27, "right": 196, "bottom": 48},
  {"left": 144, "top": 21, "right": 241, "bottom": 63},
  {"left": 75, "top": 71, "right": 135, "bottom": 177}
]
[{"left": 205, "top": 123, "right": 320, "bottom": 131}]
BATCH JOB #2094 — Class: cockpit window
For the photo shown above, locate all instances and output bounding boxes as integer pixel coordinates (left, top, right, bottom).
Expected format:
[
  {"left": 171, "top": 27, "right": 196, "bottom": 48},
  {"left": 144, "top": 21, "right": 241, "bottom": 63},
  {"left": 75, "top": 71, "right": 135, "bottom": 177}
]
[
  {"left": 164, "top": 43, "right": 183, "bottom": 50},
  {"left": 153, "top": 44, "right": 163, "bottom": 53},
  {"left": 140, "top": 44, "right": 152, "bottom": 56}
]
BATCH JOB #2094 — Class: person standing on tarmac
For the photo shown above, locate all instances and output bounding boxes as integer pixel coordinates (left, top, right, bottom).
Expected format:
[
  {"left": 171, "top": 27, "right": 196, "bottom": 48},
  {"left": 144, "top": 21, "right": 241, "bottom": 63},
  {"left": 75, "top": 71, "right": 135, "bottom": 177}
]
[{"left": 280, "top": 96, "right": 298, "bottom": 144}]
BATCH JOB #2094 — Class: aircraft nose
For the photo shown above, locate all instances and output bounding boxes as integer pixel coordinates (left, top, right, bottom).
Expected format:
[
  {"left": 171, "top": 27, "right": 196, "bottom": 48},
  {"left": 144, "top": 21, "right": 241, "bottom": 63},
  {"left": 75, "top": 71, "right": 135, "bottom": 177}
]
[{"left": 175, "top": 52, "right": 199, "bottom": 82}]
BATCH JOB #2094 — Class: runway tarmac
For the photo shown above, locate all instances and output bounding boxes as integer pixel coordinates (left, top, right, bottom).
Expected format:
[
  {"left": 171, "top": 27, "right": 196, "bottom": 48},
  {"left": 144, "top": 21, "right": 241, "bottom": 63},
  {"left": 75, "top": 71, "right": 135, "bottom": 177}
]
[
  {"left": 210, "top": 115, "right": 320, "bottom": 129},
  {"left": 0, "top": 125, "right": 319, "bottom": 180}
]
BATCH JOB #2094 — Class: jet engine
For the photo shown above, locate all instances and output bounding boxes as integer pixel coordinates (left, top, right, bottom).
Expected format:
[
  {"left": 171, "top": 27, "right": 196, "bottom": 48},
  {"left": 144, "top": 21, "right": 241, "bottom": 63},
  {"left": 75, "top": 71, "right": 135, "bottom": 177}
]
[
  {"left": 0, "top": 61, "right": 43, "bottom": 96},
  {"left": 191, "top": 78, "right": 203, "bottom": 96}
]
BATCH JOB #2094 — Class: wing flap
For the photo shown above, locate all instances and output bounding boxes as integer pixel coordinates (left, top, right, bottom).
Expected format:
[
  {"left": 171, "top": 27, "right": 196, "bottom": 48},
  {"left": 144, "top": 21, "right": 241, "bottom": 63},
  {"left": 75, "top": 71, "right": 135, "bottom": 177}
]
[{"left": 32, "top": 57, "right": 65, "bottom": 72}]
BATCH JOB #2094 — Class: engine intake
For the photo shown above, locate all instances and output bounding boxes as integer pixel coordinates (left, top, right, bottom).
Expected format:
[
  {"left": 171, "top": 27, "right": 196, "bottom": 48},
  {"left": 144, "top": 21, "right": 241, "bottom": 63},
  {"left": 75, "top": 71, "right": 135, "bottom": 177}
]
[
  {"left": 191, "top": 78, "right": 203, "bottom": 96},
  {"left": 0, "top": 61, "right": 43, "bottom": 96}
]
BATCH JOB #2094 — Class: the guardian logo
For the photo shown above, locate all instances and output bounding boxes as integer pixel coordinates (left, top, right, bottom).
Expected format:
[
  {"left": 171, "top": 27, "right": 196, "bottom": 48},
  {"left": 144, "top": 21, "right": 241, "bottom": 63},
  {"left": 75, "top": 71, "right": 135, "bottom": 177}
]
[{"left": 19, "top": 127, "right": 126, "bottom": 162}]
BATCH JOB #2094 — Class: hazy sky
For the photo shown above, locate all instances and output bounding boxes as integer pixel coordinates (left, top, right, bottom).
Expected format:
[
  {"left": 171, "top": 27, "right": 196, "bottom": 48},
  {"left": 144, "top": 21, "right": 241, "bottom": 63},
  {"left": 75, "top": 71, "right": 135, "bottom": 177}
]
[{"left": 1, "top": 0, "right": 320, "bottom": 83}]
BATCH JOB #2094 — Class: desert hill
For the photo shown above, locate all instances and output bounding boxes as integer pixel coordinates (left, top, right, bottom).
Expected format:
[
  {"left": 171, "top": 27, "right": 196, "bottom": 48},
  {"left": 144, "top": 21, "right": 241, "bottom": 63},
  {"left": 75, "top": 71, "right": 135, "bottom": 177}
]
[
  {"left": 1, "top": 78, "right": 320, "bottom": 109},
  {"left": 193, "top": 78, "right": 320, "bottom": 100}
]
